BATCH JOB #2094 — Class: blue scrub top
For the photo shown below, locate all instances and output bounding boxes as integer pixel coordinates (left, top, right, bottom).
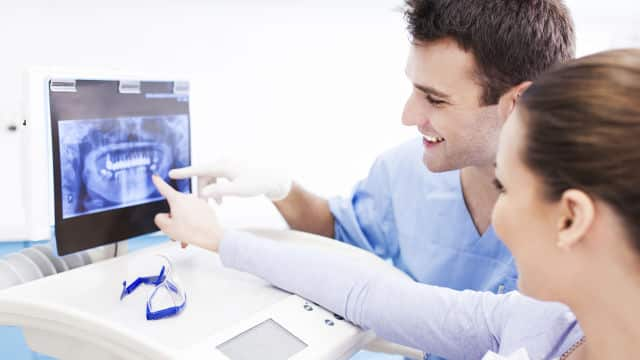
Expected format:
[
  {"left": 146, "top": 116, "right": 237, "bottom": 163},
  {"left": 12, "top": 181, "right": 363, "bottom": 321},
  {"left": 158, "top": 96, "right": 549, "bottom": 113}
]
[{"left": 328, "top": 137, "right": 518, "bottom": 294}]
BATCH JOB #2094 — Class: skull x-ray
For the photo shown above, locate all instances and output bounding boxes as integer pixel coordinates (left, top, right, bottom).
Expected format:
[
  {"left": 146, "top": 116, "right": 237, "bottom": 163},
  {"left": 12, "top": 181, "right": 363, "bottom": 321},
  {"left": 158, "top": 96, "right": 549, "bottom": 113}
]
[{"left": 58, "top": 115, "right": 190, "bottom": 219}]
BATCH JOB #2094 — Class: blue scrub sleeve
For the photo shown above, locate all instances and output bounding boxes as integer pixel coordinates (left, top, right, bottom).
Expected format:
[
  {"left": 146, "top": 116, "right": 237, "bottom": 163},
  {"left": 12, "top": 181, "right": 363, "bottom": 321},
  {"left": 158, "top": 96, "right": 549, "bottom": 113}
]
[
  {"left": 328, "top": 157, "right": 399, "bottom": 259},
  {"left": 219, "top": 230, "right": 506, "bottom": 359}
]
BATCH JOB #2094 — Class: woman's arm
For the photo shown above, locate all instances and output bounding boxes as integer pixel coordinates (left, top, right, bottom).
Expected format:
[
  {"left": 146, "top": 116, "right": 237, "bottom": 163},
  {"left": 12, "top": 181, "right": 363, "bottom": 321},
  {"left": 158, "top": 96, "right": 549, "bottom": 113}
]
[{"left": 219, "top": 230, "right": 506, "bottom": 359}]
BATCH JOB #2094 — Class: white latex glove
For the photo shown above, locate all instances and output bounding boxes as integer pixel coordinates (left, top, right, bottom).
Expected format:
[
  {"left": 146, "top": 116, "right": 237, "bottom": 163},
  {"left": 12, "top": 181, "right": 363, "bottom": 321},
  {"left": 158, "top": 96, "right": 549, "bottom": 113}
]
[{"left": 169, "top": 158, "right": 293, "bottom": 202}]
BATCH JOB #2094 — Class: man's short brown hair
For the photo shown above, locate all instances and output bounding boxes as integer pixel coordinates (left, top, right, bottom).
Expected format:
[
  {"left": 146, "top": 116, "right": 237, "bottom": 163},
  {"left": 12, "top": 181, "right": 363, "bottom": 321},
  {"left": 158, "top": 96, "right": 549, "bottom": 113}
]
[{"left": 405, "top": 0, "right": 575, "bottom": 105}]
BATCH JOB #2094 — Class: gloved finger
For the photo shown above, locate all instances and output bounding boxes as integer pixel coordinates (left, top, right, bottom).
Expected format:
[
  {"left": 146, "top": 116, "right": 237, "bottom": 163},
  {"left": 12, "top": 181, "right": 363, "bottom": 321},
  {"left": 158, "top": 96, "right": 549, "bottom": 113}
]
[
  {"left": 154, "top": 213, "right": 172, "bottom": 231},
  {"left": 152, "top": 175, "right": 180, "bottom": 203},
  {"left": 198, "top": 179, "right": 225, "bottom": 207},
  {"left": 201, "top": 181, "right": 255, "bottom": 198},
  {"left": 169, "top": 163, "right": 237, "bottom": 180},
  {"left": 203, "top": 195, "right": 223, "bottom": 205},
  {"left": 198, "top": 177, "right": 217, "bottom": 195}
]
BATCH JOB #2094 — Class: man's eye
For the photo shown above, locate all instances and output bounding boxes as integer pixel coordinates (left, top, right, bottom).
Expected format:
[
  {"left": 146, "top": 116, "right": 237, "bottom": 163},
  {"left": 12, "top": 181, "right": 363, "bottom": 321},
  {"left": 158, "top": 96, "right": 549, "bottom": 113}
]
[
  {"left": 426, "top": 95, "right": 446, "bottom": 106},
  {"left": 493, "top": 178, "right": 506, "bottom": 194}
]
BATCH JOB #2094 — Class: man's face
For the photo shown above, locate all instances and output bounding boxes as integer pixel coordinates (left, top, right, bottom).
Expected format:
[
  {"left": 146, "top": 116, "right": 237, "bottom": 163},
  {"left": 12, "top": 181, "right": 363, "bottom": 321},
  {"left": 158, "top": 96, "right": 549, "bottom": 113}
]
[{"left": 402, "top": 38, "right": 504, "bottom": 172}]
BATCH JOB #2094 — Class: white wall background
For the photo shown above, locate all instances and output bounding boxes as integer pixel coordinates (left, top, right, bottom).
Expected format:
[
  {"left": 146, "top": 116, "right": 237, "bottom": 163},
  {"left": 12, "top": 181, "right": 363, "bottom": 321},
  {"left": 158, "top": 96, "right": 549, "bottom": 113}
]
[{"left": 0, "top": 0, "right": 637, "bottom": 240}]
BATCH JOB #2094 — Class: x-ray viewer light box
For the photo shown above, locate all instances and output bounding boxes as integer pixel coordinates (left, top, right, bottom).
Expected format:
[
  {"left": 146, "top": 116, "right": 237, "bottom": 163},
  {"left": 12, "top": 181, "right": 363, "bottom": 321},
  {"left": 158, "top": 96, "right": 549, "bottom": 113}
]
[{"left": 22, "top": 70, "right": 192, "bottom": 256}]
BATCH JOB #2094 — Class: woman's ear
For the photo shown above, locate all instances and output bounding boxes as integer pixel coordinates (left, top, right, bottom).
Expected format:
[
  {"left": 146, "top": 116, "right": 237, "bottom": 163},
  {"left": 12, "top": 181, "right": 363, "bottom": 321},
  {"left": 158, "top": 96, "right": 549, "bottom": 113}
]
[
  {"left": 556, "top": 189, "right": 595, "bottom": 250},
  {"left": 498, "top": 81, "right": 533, "bottom": 120}
]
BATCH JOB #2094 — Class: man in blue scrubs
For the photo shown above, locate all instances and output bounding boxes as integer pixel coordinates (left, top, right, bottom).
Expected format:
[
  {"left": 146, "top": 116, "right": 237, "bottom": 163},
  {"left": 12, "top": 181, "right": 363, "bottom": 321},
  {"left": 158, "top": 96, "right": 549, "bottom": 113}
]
[{"left": 171, "top": 1, "right": 575, "bottom": 357}]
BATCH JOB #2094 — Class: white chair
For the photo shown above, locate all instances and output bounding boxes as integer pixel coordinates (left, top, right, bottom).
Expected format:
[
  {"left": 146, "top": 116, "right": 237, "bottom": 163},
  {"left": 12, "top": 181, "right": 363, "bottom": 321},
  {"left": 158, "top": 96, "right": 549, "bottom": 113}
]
[
  {"left": 33, "top": 245, "right": 69, "bottom": 273},
  {"left": 0, "top": 260, "right": 24, "bottom": 290},
  {"left": 61, "top": 252, "right": 85, "bottom": 270},
  {"left": 22, "top": 248, "right": 57, "bottom": 277},
  {"left": 3, "top": 253, "right": 43, "bottom": 283}
]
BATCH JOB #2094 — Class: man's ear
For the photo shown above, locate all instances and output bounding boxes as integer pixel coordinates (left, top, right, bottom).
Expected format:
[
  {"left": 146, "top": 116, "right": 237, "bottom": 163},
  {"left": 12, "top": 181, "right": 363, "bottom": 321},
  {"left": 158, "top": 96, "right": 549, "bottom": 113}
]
[
  {"left": 497, "top": 81, "right": 533, "bottom": 120},
  {"left": 556, "top": 189, "right": 595, "bottom": 250}
]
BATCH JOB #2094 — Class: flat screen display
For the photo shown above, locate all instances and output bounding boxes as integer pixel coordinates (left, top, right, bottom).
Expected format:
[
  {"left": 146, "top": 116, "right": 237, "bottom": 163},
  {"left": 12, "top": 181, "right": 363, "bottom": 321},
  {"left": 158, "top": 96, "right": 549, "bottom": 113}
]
[
  {"left": 49, "top": 79, "right": 191, "bottom": 255},
  {"left": 57, "top": 115, "right": 190, "bottom": 219},
  {"left": 216, "top": 319, "right": 307, "bottom": 360}
]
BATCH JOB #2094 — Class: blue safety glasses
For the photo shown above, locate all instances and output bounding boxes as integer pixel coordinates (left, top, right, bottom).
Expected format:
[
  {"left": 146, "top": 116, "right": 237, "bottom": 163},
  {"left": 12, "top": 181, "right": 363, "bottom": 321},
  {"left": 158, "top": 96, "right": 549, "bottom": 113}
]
[{"left": 120, "top": 255, "right": 187, "bottom": 320}]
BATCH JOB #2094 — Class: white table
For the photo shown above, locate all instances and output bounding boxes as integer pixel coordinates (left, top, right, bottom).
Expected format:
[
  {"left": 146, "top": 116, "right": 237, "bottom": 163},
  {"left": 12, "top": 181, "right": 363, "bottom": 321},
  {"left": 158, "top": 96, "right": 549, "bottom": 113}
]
[{"left": 0, "top": 229, "right": 422, "bottom": 360}]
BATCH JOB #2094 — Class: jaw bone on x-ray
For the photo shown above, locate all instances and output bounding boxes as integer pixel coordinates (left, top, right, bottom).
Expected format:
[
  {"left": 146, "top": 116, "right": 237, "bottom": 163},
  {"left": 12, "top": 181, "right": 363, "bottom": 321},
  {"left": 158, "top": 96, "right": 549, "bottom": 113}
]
[{"left": 58, "top": 115, "right": 189, "bottom": 219}]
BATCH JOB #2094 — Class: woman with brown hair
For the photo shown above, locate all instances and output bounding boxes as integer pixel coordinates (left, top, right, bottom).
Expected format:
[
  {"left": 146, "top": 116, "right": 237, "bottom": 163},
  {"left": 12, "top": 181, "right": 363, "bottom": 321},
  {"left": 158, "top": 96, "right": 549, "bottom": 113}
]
[{"left": 152, "top": 48, "right": 640, "bottom": 359}]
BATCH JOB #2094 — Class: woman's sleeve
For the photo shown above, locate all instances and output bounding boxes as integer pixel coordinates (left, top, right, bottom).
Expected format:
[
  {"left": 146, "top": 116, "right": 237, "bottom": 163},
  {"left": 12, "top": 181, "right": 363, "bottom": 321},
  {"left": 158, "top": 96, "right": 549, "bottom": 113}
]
[{"left": 219, "top": 230, "right": 507, "bottom": 359}]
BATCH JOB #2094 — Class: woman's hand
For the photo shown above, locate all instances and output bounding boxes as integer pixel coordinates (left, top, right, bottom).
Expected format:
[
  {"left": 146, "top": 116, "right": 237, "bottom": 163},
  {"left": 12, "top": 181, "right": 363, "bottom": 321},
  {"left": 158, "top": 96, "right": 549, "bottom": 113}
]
[{"left": 152, "top": 175, "right": 223, "bottom": 252}]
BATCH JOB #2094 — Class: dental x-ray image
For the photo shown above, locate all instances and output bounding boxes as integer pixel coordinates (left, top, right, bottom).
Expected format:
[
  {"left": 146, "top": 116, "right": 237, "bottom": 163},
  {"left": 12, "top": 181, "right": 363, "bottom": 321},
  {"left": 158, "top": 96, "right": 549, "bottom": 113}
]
[{"left": 58, "top": 115, "right": 190, "bottom": 219}]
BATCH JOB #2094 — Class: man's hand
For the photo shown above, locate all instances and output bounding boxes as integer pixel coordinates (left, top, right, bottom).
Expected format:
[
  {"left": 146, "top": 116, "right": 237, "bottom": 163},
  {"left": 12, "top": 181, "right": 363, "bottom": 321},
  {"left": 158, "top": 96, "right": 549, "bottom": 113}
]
[
  {"left": 169, "top": 159, "right": 334, "bottom": 238},
  {"left": 169, "top": 159, "right": 292, "bottom": 202},
  {"left": 152, "top": 175, "right": 223, "bottom": 252}
]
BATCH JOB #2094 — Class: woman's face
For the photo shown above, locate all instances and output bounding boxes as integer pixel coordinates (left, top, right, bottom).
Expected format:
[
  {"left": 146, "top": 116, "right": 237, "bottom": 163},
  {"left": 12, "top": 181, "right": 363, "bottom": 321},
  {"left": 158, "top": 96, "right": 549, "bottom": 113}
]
[{"left": 492, "top": 109, "right": 568, "bottom": 300}]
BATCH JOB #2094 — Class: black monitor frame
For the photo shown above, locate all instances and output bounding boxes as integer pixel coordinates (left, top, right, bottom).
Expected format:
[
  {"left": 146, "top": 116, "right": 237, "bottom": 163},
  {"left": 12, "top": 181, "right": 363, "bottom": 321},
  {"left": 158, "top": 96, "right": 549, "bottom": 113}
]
[{"left": 49, "top": 79, "right": 191, "bottom": 255}]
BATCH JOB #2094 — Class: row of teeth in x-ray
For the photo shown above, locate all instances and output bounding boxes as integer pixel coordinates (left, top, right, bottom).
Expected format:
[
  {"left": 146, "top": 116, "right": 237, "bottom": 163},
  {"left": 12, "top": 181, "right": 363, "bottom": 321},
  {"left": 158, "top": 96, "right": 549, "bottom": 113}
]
[{"left": 100, "top": 150, "right": 160, "bottom": 179}]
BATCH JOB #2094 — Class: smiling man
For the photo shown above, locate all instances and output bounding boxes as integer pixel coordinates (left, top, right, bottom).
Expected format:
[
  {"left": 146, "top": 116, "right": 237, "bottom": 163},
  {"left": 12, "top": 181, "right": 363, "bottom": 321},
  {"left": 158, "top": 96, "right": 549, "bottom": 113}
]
[{"left": 168, "top": 1, "right": 575, "bottom": 358}]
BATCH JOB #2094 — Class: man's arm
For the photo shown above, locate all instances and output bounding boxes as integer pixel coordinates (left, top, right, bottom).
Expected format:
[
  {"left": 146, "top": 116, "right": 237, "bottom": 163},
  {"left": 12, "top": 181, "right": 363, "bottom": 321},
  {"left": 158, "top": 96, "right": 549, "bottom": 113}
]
[
  {"left": 273, "top": 182, "right": 335, "bottom": 238},
  {"left": 167, "top": 156, "right": 396, "bottom": 252},
  {"left": 276, "top": 154, "right": 398, "bottom": 255}
]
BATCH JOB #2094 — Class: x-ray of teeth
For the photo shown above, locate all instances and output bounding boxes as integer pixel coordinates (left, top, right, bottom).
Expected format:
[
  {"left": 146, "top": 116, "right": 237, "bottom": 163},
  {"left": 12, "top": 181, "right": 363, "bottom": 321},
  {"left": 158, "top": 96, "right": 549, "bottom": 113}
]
[{"left": 58, "top": 115, "right": 190, "bottom": 219}]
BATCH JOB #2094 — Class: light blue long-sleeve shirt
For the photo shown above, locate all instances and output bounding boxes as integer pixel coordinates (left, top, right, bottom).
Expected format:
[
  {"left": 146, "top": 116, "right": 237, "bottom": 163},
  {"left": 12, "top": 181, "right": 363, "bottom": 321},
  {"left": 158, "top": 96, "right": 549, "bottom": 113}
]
[
  {"left": 328, "top": 138, "right": 518, "bottom": 294},
  {"left": 219, "top": 231, "right": 585, "bottom": 359}
]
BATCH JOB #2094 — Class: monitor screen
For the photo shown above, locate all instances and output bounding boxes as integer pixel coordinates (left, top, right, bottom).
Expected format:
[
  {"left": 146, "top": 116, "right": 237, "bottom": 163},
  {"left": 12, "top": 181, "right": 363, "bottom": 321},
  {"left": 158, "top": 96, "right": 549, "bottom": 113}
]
[
  {"left": 49, "top": 79, "right": 191, "bottom": 255},
  {"left": 57, "top": 115, "right": 190, "bottom": 219},
  {"left": 216, "top": 319, "right": 307, "bottom": 360}
]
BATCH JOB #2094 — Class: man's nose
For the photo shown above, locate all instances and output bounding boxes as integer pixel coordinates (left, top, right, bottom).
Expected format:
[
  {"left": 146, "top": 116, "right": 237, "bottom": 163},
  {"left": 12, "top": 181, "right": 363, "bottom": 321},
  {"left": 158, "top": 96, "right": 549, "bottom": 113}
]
[{"left": 402, "top": 94, "right": 428, "bottom": 127}]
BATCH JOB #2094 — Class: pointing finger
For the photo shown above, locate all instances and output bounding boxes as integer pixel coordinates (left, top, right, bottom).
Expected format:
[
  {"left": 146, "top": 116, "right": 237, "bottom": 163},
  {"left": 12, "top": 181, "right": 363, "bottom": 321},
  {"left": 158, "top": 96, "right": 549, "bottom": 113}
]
[
  {"left": 169, "top": 163, "right": 236, "bottom": 180},
  {"left": 152, "top": 175, "right": 179, "bottom": 202},
  {"left": 154, "top": 213, "right": 172, "bottom": 232}
]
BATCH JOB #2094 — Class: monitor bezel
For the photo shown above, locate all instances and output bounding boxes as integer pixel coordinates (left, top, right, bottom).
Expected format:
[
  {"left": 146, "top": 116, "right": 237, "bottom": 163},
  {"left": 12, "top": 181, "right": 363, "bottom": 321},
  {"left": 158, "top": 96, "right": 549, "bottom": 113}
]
[{"left": 48, "top": 77, "right": 191, "bottom": 256}]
